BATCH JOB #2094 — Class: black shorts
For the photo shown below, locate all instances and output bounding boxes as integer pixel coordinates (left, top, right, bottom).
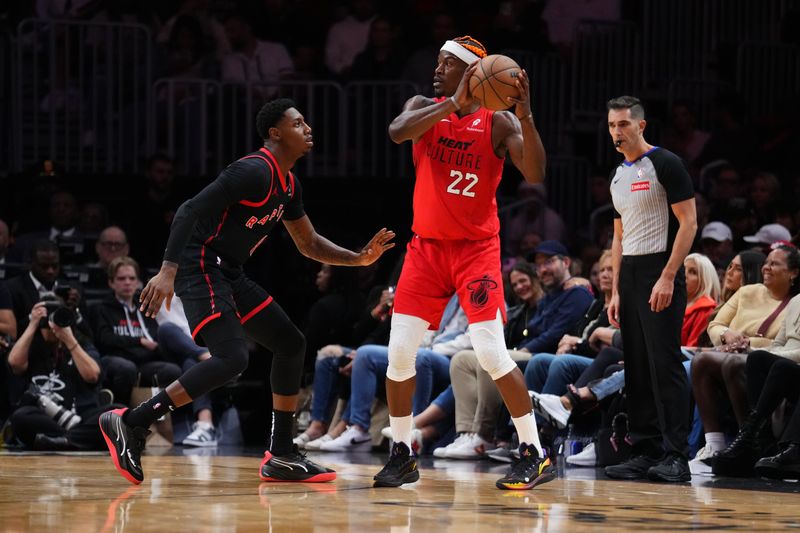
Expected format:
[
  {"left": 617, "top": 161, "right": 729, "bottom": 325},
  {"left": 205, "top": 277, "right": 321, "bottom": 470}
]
[{"left": 175, "top": 245, "right": 273, "bottom": 344}]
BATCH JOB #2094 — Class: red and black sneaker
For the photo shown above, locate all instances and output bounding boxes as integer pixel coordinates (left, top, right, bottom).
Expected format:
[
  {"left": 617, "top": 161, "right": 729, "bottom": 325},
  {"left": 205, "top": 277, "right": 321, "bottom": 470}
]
[
  {"left": 99, "top": 408, "right": 149, "bottom": 485},
  {"left": 259, "top": 445, "right": 337, "bottom": 483}
]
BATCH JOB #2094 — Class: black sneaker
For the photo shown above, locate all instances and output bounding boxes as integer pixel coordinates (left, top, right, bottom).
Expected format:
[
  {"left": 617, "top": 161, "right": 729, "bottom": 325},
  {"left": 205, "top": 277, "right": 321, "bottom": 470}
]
[
  {"left": 647, "top": 452, "right": 691, "bottom": 482},
  {"left": 259, "top": 445, "right": 336, "bottom": 482},
  {"left": 604, "top": 454, "right": 662, "bottom": 480},
  {"left": 712, "top": 411, "right": 765, "bottom": 478},
  {"left": 754, "top": 443, "right": 800, "bottom": 480},
  {"left": 99, "top": 408, "right": 149, "bottom": 485},
  {"left": 495, "top": 443, "right": 556, "bottom": 490},
  {"left": 373, "top": 442, "right": 420, "bottom": 487}
]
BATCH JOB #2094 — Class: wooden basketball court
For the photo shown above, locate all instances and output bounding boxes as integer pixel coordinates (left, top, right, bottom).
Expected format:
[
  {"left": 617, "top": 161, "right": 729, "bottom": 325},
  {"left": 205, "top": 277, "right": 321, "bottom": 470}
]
[{"left": 1, "top": 449, "right": 799, "bottom": 531}]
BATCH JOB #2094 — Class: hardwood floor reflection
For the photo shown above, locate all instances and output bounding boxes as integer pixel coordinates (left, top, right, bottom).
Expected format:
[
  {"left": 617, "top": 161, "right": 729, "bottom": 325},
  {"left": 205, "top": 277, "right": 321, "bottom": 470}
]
[{"left": 1, "top": 451, "right": 799, "bottom": 531}]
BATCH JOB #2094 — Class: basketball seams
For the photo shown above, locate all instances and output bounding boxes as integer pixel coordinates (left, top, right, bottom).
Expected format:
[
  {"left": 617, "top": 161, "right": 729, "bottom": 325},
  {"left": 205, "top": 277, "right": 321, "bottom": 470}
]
[{"left": 470, "top": 54, "right": 522, "bottom": 111}]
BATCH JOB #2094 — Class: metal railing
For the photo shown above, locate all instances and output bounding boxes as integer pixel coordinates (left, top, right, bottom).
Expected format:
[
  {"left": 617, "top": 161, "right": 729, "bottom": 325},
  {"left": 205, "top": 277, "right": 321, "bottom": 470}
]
[
  {"left": 345, "top": 81, "right": 418, "bottom": 178},
  {"left": 14, "top": 18, "right": 152, "bottom": 174},
  {"left": 571, "top": 20, "right": 640, "bottom": 123},
  {"left": 503, "top": 51, "right": 566, "bottom": 153},
  {"left": 667, "top": 79, "right": 733, "bottom": 132},
  {"left": 736, "top": 41, "right": 800, "bottom": 118}
]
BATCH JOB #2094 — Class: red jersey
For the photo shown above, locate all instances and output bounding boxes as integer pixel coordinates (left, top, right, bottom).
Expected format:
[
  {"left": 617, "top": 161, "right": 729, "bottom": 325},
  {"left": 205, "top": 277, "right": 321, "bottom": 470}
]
[{"left": 411, "top": 98, "right": 505, "bottom": 240}]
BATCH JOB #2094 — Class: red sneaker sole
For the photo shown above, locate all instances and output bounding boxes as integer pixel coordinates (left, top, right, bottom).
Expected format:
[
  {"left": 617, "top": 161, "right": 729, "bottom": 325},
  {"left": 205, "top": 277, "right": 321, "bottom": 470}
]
[
  {"left": 99, "top": 408, "right": 142, "bottom": 485},
  {"left": 259, "top": 472, "right": 337, "bottom": 483}
]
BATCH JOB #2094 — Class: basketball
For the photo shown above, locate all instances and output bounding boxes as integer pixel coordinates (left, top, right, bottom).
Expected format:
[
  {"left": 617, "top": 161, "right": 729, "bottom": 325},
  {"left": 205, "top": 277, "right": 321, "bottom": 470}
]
[{"left": 469, "top": 54, "right": 522, "bottom": 111}]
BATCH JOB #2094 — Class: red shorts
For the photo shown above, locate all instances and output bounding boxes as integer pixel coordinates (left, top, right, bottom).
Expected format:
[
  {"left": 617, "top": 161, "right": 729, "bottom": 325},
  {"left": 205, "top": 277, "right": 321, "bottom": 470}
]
[{"left": 393, "top": 235, "right": 507, "bottom": 329}]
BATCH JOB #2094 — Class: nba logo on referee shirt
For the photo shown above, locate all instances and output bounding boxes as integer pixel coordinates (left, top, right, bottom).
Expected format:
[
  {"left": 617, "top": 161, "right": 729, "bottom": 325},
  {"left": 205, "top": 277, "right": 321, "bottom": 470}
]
[{"left": 631, "top": 168, "right": 650, "bottom": 192}]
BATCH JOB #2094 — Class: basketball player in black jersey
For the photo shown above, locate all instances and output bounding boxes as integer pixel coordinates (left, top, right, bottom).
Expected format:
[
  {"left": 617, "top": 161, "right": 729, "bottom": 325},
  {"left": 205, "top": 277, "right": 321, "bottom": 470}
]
[{"left": 99, "top": 98, "right": 395, "bottom": 485}]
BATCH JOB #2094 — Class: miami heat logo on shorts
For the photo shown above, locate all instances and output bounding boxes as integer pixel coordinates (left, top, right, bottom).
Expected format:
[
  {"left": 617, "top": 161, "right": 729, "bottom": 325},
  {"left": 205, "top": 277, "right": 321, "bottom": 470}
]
[{"left": 467, "top": 275, "right": 498, "bottom": 309}]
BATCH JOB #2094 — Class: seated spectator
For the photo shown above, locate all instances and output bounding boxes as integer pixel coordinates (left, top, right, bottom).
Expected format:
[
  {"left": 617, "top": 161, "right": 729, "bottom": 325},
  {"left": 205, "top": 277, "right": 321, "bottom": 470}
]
[
  {"left": 221, "top": 12, "right": 294, "bottom": 95},
  {"left": 748, "top": 171, "right": 781, "bottom": 229},
  {"left": 156, "top": 0, "right": 230, "bottom": 61},
  {"left": 698, "top": 221, "right": 734, "bottom": 275},
  {"left": 743, "top": 223, "right": 792, "bottom": 253},
  {"left": 5, "top": 240, "right": 88, "bottom": 337},
  {"left": 711, "top": 292, "right": 800, "bottom": 477},
  {"left": 720, "top": 250, "right": 767, "bottom": 304},
  {"left": 11, "top": 191, "right": 85, "bottom": 264},
  {"left": 682, "top": 253, "right": 721, "bottom": 348},
  {"left": 302, "top": 264, "right": 365, "bottom": 386},
  {"left": 0, "top": 280, "right": 18, "bottom": 423},
  {"left": 349, "top": 16, "right": 406, "bottom": 80},
  {"left": 662, "top": 99, "right": 710, "bottom": 173},
  {"left": 524, "top": 250, "right": 614, "bottom": 401},
  {"left": 436, "top": 261, "right": 544, "bottom": 459},
  {"left": 505, "top": 183, "right": 566, "bottom": 254},
  {"left": 0, "top": 280, "right": 16, "bottom": 340},
  {"left": 87, "top": 226, "right": 130, "bottom": 288},
  {"left": 157, "top": 13, "right": 219, "bottom": 79},
  {"left": 402, "top": 13, "right": 457, "bottom": 96},
  {"left": 7, "top": 298, "right": 124, "bottom": 450},
  {"left": 692, "top": 245, "right": 800, "bottom": 467},
  {"left": 89, "top": 257, "right": 182, "bottom": 404},
  {"left": 440, "top": 243, "right": 593, "bottom": 458},
  {"left": 324, "top": 0, "right": 376, "bottom": 77},
  {"left": 156, "top": 295, "right": 217, "bottom": 447}
]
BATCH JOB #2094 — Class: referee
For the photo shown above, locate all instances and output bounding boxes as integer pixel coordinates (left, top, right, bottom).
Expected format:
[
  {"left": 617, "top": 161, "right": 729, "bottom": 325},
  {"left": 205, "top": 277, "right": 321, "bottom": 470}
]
[{"left": 604, "top": 96, "right": 697, "bottom": 482}]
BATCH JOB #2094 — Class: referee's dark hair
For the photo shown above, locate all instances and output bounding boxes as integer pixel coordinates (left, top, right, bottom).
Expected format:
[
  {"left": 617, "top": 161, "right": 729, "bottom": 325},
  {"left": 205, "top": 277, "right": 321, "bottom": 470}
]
[
  {"left": 256, "top": 98, "right": 297, "bottom": 140},
  {"left": 607, "top": 95, "right": 645, "bottom": 120}
]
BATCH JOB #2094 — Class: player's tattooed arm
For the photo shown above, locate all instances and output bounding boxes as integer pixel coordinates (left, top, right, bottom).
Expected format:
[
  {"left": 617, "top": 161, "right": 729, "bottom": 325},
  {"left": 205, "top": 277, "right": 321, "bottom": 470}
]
[{"left": 283, "top": 216, "right": 395, "bottom": 266}]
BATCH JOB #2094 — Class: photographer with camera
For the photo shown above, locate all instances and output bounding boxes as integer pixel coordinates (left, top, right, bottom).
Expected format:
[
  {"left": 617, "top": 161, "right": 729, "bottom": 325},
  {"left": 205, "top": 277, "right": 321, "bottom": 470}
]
[{"left": 6, "top": 297, "right": 122, "bottom": 450}]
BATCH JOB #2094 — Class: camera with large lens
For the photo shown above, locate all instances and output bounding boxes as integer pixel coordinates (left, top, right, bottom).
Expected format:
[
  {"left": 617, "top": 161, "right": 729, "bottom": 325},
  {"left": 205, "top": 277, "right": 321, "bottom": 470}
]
[
  {"left": 39, "top": 293, "right": 76, "bottom": 328},
  {"left": 24, "top": 384, "right": 82, "bottom": 429}
]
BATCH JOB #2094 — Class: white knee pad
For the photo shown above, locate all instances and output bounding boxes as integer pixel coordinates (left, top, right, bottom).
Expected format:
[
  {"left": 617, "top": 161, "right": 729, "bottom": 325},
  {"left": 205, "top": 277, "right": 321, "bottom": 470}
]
[
  {"left": 386, "top": 313, "right": 430, "bottom": 382},
  {"left": 469, "top": 311, "right": 516, "bottom": 381}
]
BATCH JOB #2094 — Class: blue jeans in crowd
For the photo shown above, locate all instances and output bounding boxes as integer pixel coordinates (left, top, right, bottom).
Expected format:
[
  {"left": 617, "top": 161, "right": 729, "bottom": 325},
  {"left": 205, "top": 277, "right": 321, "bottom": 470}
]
[
  {"left": 524, "top": 353, "right": 594, "bottom": 395},
  {"left": 343, "top": 345, "right": 451, "bottom": 430}
]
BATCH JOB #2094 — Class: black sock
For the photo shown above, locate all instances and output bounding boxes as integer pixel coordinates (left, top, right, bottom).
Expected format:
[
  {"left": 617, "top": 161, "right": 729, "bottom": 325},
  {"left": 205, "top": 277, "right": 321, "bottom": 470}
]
[
  {"left": 123, "top": 390, "right": 175, "bottom": 429},
  {"left": 269, "top": 409, "right": 295, "bottom": 456}
]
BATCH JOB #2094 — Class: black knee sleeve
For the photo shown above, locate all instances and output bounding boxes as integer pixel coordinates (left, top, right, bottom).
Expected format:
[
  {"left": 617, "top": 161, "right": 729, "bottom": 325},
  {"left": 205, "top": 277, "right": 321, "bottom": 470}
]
[
  {"left": 242, "top": 303, "right": 305, "bottom": 396},
  {"left": 179, "top": 336, "right": 249, "bottom": 399}
]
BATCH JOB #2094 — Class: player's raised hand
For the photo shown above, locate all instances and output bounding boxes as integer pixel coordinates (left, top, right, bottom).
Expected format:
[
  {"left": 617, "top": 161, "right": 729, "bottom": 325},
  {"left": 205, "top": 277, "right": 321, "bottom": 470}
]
[
  {"left": 453, "top": 62, "right": 479, "bottom": 111},
  {"left": 139, "top": 263, "right": 177, "bottom": 318},
  {"left": 507, "top": 68, "right": 532, "bottom": 119},
  {"left": 357, "top": 228, "right": 396, "bottom": 265}
]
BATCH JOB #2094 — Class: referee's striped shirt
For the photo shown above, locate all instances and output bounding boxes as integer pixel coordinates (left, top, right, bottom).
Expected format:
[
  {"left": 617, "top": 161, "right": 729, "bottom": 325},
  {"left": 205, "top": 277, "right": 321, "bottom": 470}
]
[{"left": 610, "top": 147, "right": 694, "bottom": 256}]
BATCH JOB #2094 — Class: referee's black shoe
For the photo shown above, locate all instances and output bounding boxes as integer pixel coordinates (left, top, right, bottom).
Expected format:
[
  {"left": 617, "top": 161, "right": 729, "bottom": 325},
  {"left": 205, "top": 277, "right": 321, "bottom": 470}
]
[
  {"left": 374, "top": 442, "right": 420, "bottom": 487},
  {"left": 604, "top": 453, "right": 662, "bottom": 480},
  {"left": 99, "top": 408, "right": 149, "bottom": 485}
]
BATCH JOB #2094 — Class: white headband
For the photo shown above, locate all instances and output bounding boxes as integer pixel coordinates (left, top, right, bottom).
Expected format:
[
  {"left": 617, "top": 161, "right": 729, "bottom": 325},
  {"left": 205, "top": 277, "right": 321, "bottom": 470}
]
[{"left": 440, "top": 40, "right": 481, "bottom": 65}]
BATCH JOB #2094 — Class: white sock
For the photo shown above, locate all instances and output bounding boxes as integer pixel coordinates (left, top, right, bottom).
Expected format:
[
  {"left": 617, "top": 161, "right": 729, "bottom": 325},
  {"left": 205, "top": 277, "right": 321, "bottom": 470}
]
[
  {"left": 705, "top": 432, "right": 726, "bottom": 451},
  {"left": 390, "top": 415, "right": 414, "bottom": 451},
  {"left": 512, "top": 412, "right": 542, "bottom": 456}
]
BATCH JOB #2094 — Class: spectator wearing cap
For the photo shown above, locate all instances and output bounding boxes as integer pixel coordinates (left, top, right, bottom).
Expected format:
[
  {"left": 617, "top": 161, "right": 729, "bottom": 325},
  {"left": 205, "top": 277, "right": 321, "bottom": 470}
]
[
  {"left": 505, "top": 182, "right": 566, "bottom": 256},
  {"left": 744, "top": 223, "right": 792, "bottom": 253},
  {"left": 699, "top": 221, "right": 734, "bottom": 274},
  {"left": 517, "top": 240, "right": 594, "bottom": 355}
]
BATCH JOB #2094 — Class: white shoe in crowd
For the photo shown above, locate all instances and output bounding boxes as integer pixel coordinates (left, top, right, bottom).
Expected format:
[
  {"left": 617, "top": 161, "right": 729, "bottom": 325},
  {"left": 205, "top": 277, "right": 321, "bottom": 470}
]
[
  {"left": 304, "top": 434, "right": 333, "bottom": 450},
  {"left": 433, "top": 433, "right": 473, "bottom": 457},
  {"left": 380, "top": 426, "right": 423, "bottom": 453},
  {"left": 485, "top": 445, "right": 520, "bottom": 463},
  {"left": 566, "top": 442, "right": 597, "bottom": 467},
  {"left": 182, "top": 421, "right": 218, "bottom": 447},
  {"left": 292, "top": 432, "right": 315, "bottom": 449},
  {"left": 446, "top": 433, "right": 496, "bottom": 459},
  {"left": 531, "top": 391, "right": 572, "bottom": 429},
  {"left": 319, "top": 425, "right": 372, "bottom": 452},
  {"left": 689, "top": 444, "right": 721, "bottom": 475}
]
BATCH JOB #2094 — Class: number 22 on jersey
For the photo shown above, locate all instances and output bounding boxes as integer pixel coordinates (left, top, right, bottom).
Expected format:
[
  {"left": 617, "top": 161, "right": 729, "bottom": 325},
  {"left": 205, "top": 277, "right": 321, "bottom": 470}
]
[{"left": 447, "top": 170, "right": 479, "bottom": 197}]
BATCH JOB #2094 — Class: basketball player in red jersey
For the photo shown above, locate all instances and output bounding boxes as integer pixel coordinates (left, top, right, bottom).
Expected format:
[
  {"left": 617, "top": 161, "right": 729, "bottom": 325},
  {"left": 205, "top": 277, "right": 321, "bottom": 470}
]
[{"left": 373, "top": 36, "right": 554, "bottom": 490}]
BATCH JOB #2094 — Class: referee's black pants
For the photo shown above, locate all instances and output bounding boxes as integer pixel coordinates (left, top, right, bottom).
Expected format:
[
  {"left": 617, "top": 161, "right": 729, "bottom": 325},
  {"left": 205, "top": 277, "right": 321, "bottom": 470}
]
[{"left": 620, "top": 252, "right": 689, "bottom": 458}]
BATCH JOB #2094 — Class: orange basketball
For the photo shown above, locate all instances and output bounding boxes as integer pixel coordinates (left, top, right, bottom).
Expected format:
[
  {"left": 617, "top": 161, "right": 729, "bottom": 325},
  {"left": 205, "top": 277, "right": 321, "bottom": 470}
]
[{"left": 468, "top": 54, "right": 522, "bottom": 111}]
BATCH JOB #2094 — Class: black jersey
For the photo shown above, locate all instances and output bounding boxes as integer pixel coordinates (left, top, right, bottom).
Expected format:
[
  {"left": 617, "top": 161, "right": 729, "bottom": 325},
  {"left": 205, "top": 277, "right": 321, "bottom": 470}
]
[{"left": 163, "top": 148, "right": 305, "bottom": 267}]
